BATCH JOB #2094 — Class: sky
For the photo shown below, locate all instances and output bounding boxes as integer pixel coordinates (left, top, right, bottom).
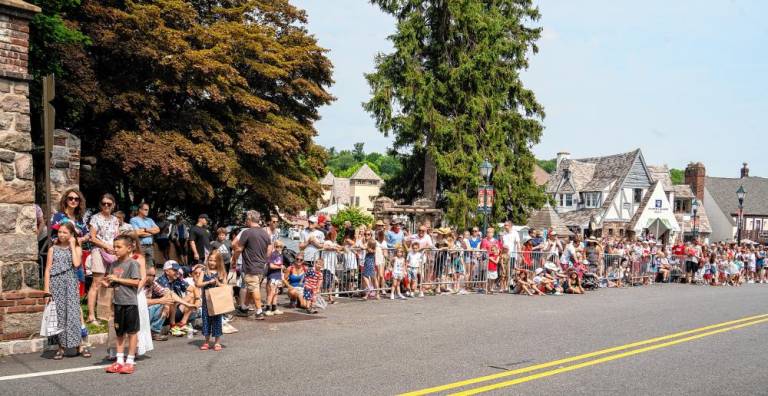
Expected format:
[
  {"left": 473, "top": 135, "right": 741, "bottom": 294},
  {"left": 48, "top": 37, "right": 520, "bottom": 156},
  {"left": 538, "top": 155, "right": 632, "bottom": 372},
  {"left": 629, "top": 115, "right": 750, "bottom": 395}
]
[{"left": 292, "top": 0, "right": 768, "bottom": 178}]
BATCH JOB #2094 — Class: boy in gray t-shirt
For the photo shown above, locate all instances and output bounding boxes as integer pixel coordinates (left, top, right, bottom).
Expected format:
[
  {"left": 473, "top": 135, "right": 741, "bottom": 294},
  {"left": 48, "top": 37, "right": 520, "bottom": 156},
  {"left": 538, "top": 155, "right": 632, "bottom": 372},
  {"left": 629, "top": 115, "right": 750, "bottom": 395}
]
[{"left": 104, "top": 235, "right": 142, "bottom": 374}]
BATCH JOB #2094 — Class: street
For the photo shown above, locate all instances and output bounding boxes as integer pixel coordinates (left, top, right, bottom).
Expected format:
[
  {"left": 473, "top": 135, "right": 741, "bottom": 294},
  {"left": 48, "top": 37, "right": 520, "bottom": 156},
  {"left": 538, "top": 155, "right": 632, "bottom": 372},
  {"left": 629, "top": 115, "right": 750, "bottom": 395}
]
[{"left": 1, "top": 284, "right": 767, "bottom": 395}]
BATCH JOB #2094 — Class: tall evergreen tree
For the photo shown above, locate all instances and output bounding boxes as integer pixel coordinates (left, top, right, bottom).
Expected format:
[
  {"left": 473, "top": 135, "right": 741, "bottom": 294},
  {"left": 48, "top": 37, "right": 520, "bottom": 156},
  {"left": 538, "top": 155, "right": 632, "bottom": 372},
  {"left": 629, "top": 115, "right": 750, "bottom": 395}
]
[{"left": 365, "top": 0, "right": 548, "bottom": 227}]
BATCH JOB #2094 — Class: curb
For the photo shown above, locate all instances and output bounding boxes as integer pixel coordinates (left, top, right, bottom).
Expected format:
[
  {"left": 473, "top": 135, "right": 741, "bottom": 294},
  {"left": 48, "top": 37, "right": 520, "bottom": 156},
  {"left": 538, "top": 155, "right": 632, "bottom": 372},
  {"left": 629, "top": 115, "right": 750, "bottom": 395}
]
[{"left": 0, "top": 333, "right": 108, "bottom": 356}]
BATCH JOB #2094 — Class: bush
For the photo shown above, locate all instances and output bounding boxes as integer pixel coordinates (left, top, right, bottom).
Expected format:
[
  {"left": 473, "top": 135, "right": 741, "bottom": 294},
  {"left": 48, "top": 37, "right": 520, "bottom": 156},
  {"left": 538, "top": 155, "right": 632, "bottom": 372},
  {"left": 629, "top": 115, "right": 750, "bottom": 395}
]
[{"left": 331, "top": 207, "right": 374, "bottom": 242}]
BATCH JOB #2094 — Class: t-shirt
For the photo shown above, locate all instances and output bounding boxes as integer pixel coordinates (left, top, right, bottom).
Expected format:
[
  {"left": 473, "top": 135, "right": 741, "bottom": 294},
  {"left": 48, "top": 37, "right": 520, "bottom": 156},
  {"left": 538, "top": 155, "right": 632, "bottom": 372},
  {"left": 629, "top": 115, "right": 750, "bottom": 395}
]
[
  {"left": 156, "top": 220, "right": 171, "bottom": 240},
  {"left": 468, "top": 237, "right": 481, "bottom": 249},
  {"left": 322, "top": 249, "right": 338, "bottom": 272},
  {"left": 410, "top": 234, "right": 434, "bottom": 250},
  {"left": 239, "top": 227, "right": 271, "bottom": 276},
  {"left": 189, "top": 225, "right": 211, "bottom": 259},
  {"left": 110, "top": 259, "right": 141, "bottom": 306},
  {"left": 501, "top": 231, "right": 520, "bottom": 252},
  {"left": 300, "top": 229, "right": 325, "bottom": 261},
  {"left": 407, "top": 251, "right": 423, "bottom": 268},
  {"left": 89, "top": 213, "right": 120, "bottom": 247},
  {"left": 393, "top": 257, "right": 405, "bottom": 275},
  {"left": 156, "top": 274, "right": 188, "bottom": 296},
  {"left": 385, "top": 229, "right": 405, "bottom": 248},
  {"left": 129, "top": 216, "right": 158, "bottom": 245},
  {"left": 266, "top": 251, "right": 283, "bottom": 280}
]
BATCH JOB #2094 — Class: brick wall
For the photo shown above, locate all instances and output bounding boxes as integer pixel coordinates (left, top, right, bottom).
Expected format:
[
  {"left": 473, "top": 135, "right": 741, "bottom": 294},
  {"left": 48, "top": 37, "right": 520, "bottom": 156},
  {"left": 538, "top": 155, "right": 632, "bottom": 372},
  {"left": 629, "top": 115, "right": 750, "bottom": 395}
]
[{"left": 0, "top": 0, "right": 41, "bottom": 341}]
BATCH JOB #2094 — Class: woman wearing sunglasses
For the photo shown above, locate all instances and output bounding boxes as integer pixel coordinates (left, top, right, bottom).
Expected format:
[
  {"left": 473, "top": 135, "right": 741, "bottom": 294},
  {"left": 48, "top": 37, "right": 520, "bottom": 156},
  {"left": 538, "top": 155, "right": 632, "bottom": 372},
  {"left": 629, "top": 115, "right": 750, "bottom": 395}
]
[{"left": 86, "top": 193, "right": 120, "bottom": 325}]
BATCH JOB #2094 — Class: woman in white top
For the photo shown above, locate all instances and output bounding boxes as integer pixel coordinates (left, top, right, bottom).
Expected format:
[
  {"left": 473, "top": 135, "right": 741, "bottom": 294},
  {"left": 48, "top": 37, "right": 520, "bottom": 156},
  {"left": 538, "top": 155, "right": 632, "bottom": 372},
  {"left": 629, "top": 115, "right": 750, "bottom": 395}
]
[
  {"left": 86, "top": 193, "right": 120, "bottom": 325},
  {"left": 375, "top": 230, "right": 388, "bottom": 295}
]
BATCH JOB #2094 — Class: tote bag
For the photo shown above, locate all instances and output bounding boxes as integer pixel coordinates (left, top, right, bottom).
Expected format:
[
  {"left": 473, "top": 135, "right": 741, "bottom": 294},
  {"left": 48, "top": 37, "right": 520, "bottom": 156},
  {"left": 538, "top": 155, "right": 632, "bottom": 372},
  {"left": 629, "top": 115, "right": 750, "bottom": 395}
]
[
  {"left": 204, "top": 285, "right": 235, "bottom": 316},
  {"left": 39, "top": 301, "right": 63, "bottom": 337}
]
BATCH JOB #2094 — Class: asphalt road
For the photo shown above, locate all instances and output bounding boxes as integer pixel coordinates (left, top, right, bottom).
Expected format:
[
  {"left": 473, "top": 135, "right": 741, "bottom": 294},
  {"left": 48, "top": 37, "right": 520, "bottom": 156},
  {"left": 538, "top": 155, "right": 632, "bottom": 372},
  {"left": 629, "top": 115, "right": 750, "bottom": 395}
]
[{"left": 2, "top": 284, "right": 768, "bottom": 395}]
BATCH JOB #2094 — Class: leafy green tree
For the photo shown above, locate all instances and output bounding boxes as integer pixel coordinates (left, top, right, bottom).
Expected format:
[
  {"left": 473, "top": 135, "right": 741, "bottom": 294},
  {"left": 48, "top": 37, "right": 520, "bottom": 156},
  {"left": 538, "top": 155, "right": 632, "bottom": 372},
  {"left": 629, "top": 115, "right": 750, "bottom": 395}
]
[
  {"left": 670, "top": 168, "right": 684, "bottom": 185},
  {"left": 331, "top": 206, "right": 373, "bottom": 243},
  {"left": 537, "top": 158, "right": 557, "bottom": 174},
  {"left": 33, "top": 0, "right": 334, "bottom": 222},
  {"left": 365, "top": 0, "right": 548, "bottom": 227},
  {"left": 353, "top": 142, "right": 365, "bottom": 162}
]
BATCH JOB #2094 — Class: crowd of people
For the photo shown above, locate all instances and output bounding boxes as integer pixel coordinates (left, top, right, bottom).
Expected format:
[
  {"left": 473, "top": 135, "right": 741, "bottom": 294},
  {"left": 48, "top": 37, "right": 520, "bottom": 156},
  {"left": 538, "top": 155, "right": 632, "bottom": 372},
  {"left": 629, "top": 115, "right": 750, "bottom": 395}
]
[{"left": 38, "top": 188, "right": 768, "bottom": 374}]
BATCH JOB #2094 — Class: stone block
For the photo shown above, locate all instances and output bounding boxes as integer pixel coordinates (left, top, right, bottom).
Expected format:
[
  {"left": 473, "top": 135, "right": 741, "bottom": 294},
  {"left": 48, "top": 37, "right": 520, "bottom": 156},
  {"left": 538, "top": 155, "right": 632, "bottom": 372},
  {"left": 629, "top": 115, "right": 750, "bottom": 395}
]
[
  {"left": 14, "top": 113, "right": 28, "bottom": 132},
  {"left": 0, "top": 80, "right": 8, "bottom": 93},
  {"left": 3, "top": 312, "right": 41, "bottom": 339},
  {"left": 17, "top": 204, "right": 34, "bottom": 234},
  {"left": 0, "top": 179, "right": 33, "bottom": 203},
  {"left": 22, "top": 261, "right": 38, "bottom": 288},
  {"left": 0, "top": 131, "right": 30, "bottom": 151},
  {"left": 1, "top": 262, "right": 22, "bottom": 291},
  {"left": 1, "top": 162, "right": 12, "bottom": 181},
  {"left": 13, "top": 153, "right": 30, "bottom": 180},
  {"left": 0, "top": 203, "right": 19, "bottom": 233},
  {"left": 12, "top": 82, "right": 27, "bottom": 95},
  {"left": 0, "top": 112, "right": 11, "bottom": 130},
  {"left": 0, "top": 233, "right": 36, "bottom": 262},
  {"left": 0, "top": 148, "right": 13, "bottom": 162},
  {"left": 1, "top": 94, "right": 28, "bottom": 114}
]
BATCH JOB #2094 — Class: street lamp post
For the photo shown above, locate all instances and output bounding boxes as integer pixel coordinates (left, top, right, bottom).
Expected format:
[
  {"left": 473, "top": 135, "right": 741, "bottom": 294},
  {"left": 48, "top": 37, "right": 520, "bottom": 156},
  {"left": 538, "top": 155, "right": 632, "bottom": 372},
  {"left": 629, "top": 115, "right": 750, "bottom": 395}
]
[
  {"left": 736, "top": 185, "right": 746, "bottom": 245},
  {"left": 691, "top": 198, "right": 699, "bottom": 241},
  {"left": 479, "top": 159, "right": 493, "bottom": 233}
]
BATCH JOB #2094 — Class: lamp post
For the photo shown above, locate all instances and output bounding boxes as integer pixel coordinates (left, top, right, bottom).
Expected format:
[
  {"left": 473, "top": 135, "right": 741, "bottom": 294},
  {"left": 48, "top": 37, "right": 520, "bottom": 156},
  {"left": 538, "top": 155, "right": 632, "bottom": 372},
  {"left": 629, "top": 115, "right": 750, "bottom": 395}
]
[
  {"left": 736, "top": 185, "right": 746, "bottom": 245},
  {"left": 691, "top": 198, "right": 699, "bottom": 241},
  {"left": 479, "top": 159, "right": 493, "bottom": 234}
]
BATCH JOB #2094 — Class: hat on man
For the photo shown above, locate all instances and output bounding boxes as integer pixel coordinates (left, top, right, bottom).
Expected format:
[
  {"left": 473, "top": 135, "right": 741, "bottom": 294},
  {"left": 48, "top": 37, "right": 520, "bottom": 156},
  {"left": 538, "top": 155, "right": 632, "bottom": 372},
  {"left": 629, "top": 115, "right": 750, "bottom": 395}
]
[
  {"left": 198, "top": 214, "right": 210, "bottom": 221},
  {"left": 375, "top": 220, "right": 385, "bottom": 227},
  {"left": 163, "top": 260, "right": 181, "bottom": 271},
  {"left": 535, "top": 268, "right": 544, "bottom": 275},
  {"left": 308, "top": 215, "right": 318, "bottom": 223},
  {"left": 544, "top": 262, "right": 558, "bottom": 272},
  {"left": 391, "top": 218, "right": 402, "bottom": 225}
]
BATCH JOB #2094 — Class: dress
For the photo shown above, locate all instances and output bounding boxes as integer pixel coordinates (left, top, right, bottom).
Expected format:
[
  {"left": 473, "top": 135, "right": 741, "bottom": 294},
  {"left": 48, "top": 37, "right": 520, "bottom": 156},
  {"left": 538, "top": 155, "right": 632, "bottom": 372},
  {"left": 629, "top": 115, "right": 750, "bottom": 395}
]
[
  {"left": 201, "top": 272, "right": 223, "bottom": 338},
  {"left": 362, "top": 252, "right": 376, "bottom": 278},
  {"left": 49, "top": 246, "right": 81, "bottom": 349}
]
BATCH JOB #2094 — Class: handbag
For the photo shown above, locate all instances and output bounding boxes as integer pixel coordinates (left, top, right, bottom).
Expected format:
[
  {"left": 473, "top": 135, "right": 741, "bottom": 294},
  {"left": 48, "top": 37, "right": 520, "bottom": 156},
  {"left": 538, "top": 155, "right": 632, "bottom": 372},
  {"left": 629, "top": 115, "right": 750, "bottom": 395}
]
[
  {"left": 204, "top": 285, "right": 235, "bottom": 316},
  {"left": 40, "top": 301, "right": 63, "bottom": 337}
]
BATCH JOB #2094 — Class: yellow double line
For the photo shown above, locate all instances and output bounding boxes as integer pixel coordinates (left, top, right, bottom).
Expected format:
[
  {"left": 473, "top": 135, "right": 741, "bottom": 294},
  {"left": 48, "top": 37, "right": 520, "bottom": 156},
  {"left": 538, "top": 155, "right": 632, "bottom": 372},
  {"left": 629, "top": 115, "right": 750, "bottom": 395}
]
[{"left": 401, "top": 313, "right": 768, "bottom": 396}]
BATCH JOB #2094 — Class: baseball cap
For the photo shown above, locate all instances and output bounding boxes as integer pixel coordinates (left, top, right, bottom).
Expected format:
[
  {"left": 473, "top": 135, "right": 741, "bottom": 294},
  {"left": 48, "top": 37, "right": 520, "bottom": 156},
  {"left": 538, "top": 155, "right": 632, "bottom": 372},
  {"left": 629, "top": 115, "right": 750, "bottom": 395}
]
[
  {"left": 198, "top": 214, "right": 210, "bottom": 221},
  {"left": 308, "top": 215, "right": 318, "bottom": 223},
  {"left": 163, "top": 260, "right": 181, "bottom": 271}
]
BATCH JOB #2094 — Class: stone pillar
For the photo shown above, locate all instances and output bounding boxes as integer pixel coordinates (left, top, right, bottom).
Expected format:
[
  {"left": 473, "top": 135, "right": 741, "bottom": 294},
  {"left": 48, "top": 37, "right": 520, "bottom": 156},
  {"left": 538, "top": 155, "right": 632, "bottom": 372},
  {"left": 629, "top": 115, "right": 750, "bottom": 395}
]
[
  {"left": 49, "top": 129, "right": 81, "bottom": 214},
  {"left": 0, "top": 0, "right": 43, "bottom": 341}
]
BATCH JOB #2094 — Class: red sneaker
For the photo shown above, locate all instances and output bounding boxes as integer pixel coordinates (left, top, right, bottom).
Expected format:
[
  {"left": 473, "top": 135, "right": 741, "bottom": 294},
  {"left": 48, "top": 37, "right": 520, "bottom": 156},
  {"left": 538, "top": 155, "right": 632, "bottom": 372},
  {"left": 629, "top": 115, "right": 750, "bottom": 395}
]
[
  {"left": 105, "top": 362, "right": 123, "bottom": 373},
  {"left": 118, "top": 363, "right": 135, "bottom": 374}
]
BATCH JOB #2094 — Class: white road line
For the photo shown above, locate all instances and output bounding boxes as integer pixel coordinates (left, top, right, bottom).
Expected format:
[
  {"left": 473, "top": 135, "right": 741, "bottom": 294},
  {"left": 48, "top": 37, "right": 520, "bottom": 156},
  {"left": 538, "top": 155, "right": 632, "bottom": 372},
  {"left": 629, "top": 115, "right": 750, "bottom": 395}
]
[{"left": 0, "top": 365, "right": 109, "bottom": 381}]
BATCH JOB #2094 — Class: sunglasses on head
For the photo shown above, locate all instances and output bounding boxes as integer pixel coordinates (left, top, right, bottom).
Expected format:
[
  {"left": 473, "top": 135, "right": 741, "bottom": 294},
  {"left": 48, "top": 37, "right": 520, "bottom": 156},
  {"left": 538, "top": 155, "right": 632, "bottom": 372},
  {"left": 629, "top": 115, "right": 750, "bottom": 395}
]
[{"left": 67, "top": 196, "right": 80, "bottom": 202}]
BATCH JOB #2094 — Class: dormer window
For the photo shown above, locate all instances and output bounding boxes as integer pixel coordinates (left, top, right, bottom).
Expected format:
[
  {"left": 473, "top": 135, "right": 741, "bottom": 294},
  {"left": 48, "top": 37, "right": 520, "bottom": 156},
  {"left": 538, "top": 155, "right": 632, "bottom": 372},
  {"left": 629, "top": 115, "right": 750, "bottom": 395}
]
[
  {"left": 559, "top": 193, "right": 573, "bottom": 207},
  {"left": 582, "top": 192, "right": 601, "bottom": 208}
]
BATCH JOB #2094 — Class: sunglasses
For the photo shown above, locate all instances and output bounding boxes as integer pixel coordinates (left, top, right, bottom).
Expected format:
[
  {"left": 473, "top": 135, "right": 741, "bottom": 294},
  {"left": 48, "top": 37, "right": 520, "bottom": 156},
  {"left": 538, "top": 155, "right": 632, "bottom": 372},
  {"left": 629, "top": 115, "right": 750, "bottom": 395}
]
[
  {"left": 67, "top": 196, "right": 80, "bottom": 202},
  {"left": 101, "top": 201, "right": 113, "bottom": 207}
]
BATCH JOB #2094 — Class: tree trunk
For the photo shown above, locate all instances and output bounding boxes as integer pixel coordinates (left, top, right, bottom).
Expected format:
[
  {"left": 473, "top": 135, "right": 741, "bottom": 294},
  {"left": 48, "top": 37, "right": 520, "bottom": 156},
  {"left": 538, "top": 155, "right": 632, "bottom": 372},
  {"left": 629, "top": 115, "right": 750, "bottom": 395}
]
[{"left": 423, "top": 149, "right": 437, "bottom": 203}]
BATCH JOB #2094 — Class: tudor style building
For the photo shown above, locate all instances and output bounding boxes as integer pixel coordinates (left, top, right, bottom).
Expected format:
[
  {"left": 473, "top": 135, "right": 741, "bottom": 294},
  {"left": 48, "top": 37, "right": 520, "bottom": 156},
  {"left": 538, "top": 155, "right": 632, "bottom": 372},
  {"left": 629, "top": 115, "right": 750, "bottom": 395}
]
[{"left": 546, "top": 149, "right": 682, "bottom": 242}]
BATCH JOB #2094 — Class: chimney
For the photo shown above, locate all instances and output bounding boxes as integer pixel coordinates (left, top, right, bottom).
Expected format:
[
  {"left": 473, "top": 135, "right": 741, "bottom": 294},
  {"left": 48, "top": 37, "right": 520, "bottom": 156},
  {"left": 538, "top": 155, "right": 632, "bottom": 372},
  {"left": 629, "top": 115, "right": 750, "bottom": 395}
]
[
  {"left": 740, "top": 162, "right": 749, "bottom": 178},
  {"left": 556, "top": 152, "right": 570, "bottom": 168},
  {"left": 684, "top": 162, "right": 705, "bottom": 202}
]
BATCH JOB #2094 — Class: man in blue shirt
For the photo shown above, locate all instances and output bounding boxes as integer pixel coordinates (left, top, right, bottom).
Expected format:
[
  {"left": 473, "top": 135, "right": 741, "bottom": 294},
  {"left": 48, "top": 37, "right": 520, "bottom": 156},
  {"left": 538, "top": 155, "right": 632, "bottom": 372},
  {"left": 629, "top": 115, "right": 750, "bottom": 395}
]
[
  {"left": 130, "top": 202, "right": 160, "bottom": 267},
  {"left": 385, "top": 219, "right": 405, "bottom": 248}
]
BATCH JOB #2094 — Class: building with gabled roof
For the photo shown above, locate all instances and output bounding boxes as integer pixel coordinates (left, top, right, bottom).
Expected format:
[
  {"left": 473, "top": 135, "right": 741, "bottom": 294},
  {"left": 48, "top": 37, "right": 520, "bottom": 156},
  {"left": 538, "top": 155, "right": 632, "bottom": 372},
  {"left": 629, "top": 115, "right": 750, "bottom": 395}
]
[
  {"left": 546, "top": 149, "right": 680, "bottom": 242},
  {"left": 319, "top": 164, "right": 383, "bottom": 214}
]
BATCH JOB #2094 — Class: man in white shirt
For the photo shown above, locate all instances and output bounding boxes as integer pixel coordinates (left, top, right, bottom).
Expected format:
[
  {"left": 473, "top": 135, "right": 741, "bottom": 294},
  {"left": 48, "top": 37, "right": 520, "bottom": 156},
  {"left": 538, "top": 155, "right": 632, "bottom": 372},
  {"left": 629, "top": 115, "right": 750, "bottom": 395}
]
[
  {"left": 300, "top": 216, "right": 325, "bottom": 264},
  {"left": 501, "top": 221, "right": 520, "bottom": 253}
]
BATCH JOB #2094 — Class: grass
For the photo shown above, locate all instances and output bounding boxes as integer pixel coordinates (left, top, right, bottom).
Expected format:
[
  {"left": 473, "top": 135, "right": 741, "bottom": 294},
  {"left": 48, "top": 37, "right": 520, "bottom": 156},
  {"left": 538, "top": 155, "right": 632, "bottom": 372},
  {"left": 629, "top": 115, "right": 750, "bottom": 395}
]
[{"left": 80, "top": 297, "right": 109, "bottom": 335}]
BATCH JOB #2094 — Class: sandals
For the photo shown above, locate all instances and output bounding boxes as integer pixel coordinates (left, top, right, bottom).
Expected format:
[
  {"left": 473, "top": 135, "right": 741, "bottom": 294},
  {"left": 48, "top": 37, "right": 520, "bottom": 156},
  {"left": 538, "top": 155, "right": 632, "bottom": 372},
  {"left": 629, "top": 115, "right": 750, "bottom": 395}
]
[
  {"left": 213, "top": 344, "right": 222, "bottom": 351},
  {"left": 53, "top": 349, "right": 64, "bottom": 360},
  {"left": 200, "top": 343, "right": 210, "bottom": 351},
  {"left": 80, "top": 346, "right": 92, "bottom": 358}
]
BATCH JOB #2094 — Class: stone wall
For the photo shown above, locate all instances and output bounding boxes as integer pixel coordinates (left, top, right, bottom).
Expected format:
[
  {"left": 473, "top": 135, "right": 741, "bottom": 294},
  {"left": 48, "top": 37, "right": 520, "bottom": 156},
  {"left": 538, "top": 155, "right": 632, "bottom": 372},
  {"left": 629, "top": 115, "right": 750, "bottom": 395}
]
[
  {"left": 49, "top": 129, "right": 80, "bottom": 214},
  {"left": 0, "top": 0, "right": 42, "bottom": 341}
]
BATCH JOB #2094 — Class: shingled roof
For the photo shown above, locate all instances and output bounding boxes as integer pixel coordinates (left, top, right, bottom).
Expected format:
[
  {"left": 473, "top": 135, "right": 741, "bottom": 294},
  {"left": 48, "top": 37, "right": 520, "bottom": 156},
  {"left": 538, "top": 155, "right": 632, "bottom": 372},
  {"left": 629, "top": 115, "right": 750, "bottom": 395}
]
[
  {"left": 320, "top": 171, "right": 335, "bottom": 186},
  {"left": 350, "top": 163, "right": 383, "bottom": 182},
  {"left": 648, "top": 165, "right": 673, "bottom": 191},
  {"left": 706, "top": 176, "right": 768, "bottom": 216},
  {"left": 527, "top": 204, "right": 574, "bottom": 236}
]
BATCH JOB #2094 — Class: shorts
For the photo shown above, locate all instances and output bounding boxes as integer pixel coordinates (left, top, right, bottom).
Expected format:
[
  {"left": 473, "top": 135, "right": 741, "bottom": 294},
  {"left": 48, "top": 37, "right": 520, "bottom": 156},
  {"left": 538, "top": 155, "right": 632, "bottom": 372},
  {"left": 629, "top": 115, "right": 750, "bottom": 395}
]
[
  {"left": 407, "top": 268, "right": 419, "bottom": 281},
  {"left": 685, "top": 261, "right": 698, "bottom": 273},
  {"left": 141, "top": 244, "right": 155, "bottom": 268},
  {"left": 488, "top": 271, "right": 498, "bottom": 280},
  {"left": 392, "top": 272, "right": 404, "bottom": 280},
  {"left": 268, "top": 278, "right": 283, "bottom": 287},
  {"left": 113, "top": 304, "right": 139, "bottom": 337},
  {"left": 244, "top": 274, "right": 263, "bottom": 292},
  {"left": 322, "top": 269, "right": 334, "bottom": 290},
  {"left": 90, "top": 249, "right": 107, "bottom": 274}
]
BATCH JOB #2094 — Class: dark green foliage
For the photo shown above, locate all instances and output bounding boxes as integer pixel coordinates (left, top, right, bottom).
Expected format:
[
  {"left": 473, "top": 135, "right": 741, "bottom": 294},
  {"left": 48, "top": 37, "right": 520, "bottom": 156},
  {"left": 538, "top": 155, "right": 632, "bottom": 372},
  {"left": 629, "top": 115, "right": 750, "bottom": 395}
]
[
  {"left": 670, "top": 168, "right": 684, "bottom": 185},
  {"left": 537, "top": 158, "right": 557, "bottom": 174}
]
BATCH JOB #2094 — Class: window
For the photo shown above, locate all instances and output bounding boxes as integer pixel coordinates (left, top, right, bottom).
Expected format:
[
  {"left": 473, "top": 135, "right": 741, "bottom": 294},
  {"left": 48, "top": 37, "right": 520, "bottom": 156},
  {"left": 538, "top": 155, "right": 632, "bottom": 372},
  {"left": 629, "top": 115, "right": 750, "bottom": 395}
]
[
  {"left": 608, "top": 228, "right": 614, "bottom": 236},
  {"left": 619, "top": 229, "right": 625, "bottom": 237},
  {"left": 561, "top": 193, "right": 573, "bottom": 207},
  {"left": 633, "top": 188, "right": 643, "bottom": 204},
  {"left": 674, "top": 199, "right": 683, "bottom": 212},
  {"left": 355, "top": 196, "right": 360, "bottom": 206},
  {"left": 583, "top": 192, "right": 601, "bottom": 208}
]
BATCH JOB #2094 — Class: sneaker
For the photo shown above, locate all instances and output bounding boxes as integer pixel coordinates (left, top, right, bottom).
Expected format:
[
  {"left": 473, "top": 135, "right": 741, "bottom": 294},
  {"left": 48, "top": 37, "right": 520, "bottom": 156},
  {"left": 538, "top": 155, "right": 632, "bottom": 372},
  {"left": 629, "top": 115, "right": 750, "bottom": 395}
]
[
  {"left": 390, "top": 295, "right": 395, "bottom": 300},
  {"left": 105, "top": 362, "right": 123, "bottom": 373},
  {"left": 235, "top": 307, "right": 251, "bottom": 317},
  {"left": 458, "top": 289, "right": 468, "bottom": 295},
  {"left": 151, "top": 333, "right": 168, "bottom": 341},
  {"left": 118, "top": 363, "right": 135, "bottom": 374},
  {"left": 273, "top": 309, "right": 284, "bottom": 315},
  {"left": 265, "top": 310, "right": 274, "bottom": 317},
  {"left": 80, "top": 327, "right": 88, "bottom": 339},
  {"left": 554, "top": 291, "right": 563, "bottom": 296},
  {"left": 254, "top": 312, "right": 265, "bottom": 320},
  {"left": 185, "top": 324, "right": 195, "bottom": 335},
  {"left": 397, "top": 294, "right": 406, "bottom": 299},
  {"left": 418, "top": 291, "right": 424, "bottom": 298},
  {"left": 169, "top": 326, "right": 184, "bottom": 337}
]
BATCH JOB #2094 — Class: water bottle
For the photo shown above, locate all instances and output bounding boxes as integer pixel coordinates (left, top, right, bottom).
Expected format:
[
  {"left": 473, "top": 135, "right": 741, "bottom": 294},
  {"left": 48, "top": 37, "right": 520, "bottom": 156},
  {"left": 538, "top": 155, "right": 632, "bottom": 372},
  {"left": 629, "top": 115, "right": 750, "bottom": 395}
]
[{"left": 187, "top": 325, "right": 193, "bottom": 339}]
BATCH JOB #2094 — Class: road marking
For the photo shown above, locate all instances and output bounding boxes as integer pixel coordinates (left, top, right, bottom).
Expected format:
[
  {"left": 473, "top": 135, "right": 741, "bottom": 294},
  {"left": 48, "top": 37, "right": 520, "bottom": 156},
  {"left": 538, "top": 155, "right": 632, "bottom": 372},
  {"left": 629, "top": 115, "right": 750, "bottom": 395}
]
[
  {"left": 0, "top": 364, "right": 109, "bottom": 381},
  {"left": 451, "top": 317, "right": 768, "bottom": 395},
  {"left": 400, "top": 313, "right": 768, "bottom": 396}
]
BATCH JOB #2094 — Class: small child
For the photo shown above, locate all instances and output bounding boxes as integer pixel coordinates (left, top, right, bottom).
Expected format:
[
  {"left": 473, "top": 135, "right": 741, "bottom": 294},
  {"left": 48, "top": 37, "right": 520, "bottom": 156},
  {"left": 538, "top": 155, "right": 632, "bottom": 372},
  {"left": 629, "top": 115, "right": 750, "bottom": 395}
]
[
  {"left": 104, "top": 235, "right": 142, "bottom": 374},
  {"left": 321, "top": 240, "right": 339, "bottom": 304},
  {"left": 452, "top": 251, "right": 466, "bottom": 295},
  {"left": 303, "top": 259, "right": 324, "bottom": 314},
  {"left": 486, "top": 244, "right": 500, "bottom": 294},
  {"left": 407, "top": 243, "right": 424, "bottom": 297},
  {"left": 265, "top": 240, "right": 284, "bottom": 316},
  {"left": 498, "top": 247, "right": 510, "bottom": 293},
  {"left": 390, "top": 247, "right": 406, "bottom": 300},
  {"left": 195, "top": 250, "right": 226, "bottom": 351}
]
